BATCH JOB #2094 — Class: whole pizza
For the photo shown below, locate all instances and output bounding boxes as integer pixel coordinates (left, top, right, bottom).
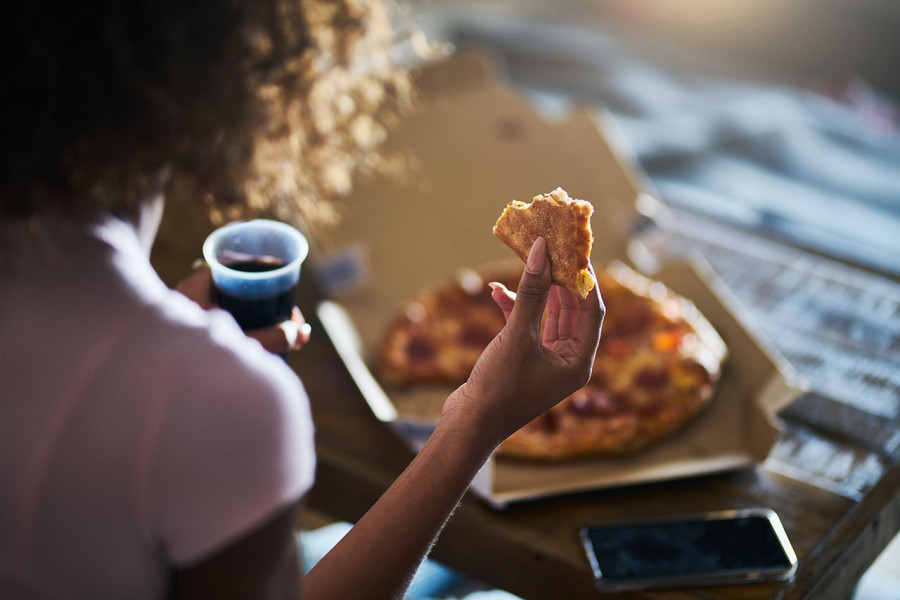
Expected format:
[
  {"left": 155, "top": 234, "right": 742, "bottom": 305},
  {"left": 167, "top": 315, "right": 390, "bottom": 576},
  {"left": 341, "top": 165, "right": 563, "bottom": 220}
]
[{"left": 378, "top": 260, "right": 728, "bottom": 461}]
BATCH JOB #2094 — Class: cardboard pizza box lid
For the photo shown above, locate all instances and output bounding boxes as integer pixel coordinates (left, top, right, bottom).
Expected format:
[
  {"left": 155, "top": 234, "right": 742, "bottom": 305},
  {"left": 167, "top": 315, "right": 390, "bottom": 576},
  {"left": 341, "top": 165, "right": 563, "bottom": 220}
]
[{"left": 314, "top": 51, "right": 804, "bottom": 508}]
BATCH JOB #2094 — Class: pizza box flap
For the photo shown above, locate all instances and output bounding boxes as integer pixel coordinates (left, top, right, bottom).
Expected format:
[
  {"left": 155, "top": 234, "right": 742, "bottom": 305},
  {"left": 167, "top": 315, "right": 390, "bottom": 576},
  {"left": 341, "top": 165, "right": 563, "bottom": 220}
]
[
  {"left": 313, "top": 52, "right": 803, "bottom": 508},
  {"left": 318, "top": 51, "right": 647, "bottom": 346}
]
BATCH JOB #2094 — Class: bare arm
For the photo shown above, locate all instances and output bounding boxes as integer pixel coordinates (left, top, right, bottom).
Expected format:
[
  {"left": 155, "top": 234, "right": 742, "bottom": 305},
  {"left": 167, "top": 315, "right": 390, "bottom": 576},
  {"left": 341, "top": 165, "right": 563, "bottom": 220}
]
[
  {"left": 167, "top": 423, "right": 489, "bottom": 600},
  {"left": 170, "top": 504, "right": 303, "bottom": 600},
  {"left": 305, "top": 237, "right": 604, "bottom": 599},
  {"left": 302, "top": 408, "right": 495, "bottom": 600}
]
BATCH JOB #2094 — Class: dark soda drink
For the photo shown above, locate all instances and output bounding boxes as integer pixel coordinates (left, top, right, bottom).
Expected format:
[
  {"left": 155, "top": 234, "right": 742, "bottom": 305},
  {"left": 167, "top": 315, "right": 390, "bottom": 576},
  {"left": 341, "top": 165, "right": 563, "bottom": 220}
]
[
  {"left": 203, "top": 220, "right": 308, "bottom": 355},
  {"left": 216, "top": 256, "right": 296, "bottom": 330}
]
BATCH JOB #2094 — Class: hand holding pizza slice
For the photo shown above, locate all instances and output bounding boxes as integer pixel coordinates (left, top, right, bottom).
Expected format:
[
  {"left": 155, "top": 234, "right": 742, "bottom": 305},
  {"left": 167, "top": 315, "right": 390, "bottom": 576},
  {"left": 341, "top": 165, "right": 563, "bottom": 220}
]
[
  {"left": 441, "top": 236, "right": 605, "bottom": 448},
  {"left": 379, "top": 187, "right": 726, "bottom": 461}
]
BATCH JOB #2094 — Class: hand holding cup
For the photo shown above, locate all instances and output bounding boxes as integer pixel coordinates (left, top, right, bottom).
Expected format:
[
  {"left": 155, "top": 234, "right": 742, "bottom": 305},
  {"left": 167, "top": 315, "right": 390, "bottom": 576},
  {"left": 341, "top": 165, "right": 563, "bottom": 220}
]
[{"left": 177, "top": 219, "right": 311, "bottom": 355}]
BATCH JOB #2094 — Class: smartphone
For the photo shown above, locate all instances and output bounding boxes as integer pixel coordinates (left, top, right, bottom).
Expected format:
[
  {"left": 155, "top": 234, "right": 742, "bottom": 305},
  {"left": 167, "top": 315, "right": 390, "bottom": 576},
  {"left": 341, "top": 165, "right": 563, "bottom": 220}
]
[{"left": 579, "top": 508, "right": 798, "bottom": 592}]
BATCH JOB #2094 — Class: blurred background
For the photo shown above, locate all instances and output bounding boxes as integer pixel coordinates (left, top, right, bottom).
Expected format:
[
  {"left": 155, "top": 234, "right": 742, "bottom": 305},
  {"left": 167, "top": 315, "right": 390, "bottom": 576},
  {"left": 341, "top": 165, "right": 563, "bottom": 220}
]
[
  {"left": 400, "top": 0, "right": 900, "bottom": 278},
  {"left": 391, "top": 3, "right": 900, "bottom": 598}
]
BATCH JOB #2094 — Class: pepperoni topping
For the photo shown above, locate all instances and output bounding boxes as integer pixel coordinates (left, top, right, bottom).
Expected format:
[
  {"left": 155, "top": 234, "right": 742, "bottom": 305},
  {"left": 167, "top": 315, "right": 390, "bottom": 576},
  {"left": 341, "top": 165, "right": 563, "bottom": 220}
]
[
  {"left": 634, "top": 367, "right": 670, "bottom": 389},
  {"left": 636, "top": 400, "right": 666, "bottom": 416},
  {"left": 606, "top": 307, "right": 653, "bottom": 337},
  {"left": 406, "top": 336, "right": 436, "bottom": 361}
]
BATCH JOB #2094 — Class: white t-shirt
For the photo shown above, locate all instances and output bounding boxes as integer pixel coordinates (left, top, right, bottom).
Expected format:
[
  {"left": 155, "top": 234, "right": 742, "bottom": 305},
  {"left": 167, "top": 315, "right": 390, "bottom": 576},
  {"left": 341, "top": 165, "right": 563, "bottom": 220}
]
[{"left": 0, "top": 216, "right": 316, "bottom": 600}]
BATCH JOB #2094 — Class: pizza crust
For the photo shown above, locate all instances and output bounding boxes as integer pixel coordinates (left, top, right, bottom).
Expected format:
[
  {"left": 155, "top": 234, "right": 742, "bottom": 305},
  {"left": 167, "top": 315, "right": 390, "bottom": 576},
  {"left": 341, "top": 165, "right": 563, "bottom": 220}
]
[{"left": 492, "top": 188, "right": 594, "bottom": 299}]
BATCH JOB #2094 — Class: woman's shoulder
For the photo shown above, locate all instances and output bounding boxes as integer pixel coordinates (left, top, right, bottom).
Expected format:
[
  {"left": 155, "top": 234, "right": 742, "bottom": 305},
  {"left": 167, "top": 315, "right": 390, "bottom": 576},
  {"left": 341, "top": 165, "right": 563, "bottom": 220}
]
[
  {"left": 140, "top": 292, "right": 316, "bottom": 567},
  {"left": 139, "top": 288, "right": 307, "bottom": 407},
  {"left": 142, "top": 286, "right": 315, "bottom": 480}
]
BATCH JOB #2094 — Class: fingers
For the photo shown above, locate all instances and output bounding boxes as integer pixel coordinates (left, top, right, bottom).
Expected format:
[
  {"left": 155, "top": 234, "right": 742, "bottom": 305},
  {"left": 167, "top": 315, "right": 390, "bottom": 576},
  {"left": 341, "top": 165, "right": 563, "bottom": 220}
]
[
  {"left": 488, "top": 282, "right": 515, "bottom": 321},
  {"left": 290, "top": 307, "right": 313, "bottom": 348},
  {"left": 555, "top": 284, "right": 581, "bottom": 340},
  {"left": 245, "top": 307, "right": 312, "bottom": 354},
  {"left": 542, "top": 282, "right": 591, "bottom": 345},
  {"left": 507, "top": 237, "right": 551, "bottom": 338},
  {"left": 572, "top": 263, "right": 604, "bottom": 350},
  {"left": 542, "top": 265, "right": 603, "bottom": 379},
  {"left": 542, "top": 286, "right": 562, "bottom": 345}
]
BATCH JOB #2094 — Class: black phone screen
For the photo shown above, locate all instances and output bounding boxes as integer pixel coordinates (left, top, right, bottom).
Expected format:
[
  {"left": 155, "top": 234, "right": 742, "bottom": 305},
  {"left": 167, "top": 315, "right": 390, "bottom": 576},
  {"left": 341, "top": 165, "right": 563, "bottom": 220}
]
[{"left": 582, "top": 512, "right": 795, "bottom": 585}]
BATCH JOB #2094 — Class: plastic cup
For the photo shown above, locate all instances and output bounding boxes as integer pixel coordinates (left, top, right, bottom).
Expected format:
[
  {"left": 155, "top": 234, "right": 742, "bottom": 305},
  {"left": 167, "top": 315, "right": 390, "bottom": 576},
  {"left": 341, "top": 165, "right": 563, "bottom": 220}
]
[{"left": 202, "top": 219, "right": 309, "bottom": 330}]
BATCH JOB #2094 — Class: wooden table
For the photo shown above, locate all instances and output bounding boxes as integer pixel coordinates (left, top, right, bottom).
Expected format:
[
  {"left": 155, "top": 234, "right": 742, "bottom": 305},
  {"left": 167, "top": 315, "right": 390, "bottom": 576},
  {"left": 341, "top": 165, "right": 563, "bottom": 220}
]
[{"left": 280, "top": 211, "right": 900, "bottom": 600}]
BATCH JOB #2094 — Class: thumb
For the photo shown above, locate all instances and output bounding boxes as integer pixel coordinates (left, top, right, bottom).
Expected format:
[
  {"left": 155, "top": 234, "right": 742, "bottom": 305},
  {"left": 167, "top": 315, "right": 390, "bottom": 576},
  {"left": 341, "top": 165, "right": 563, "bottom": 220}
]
[{"left": 507, "top": 236, "right": 551, "bottom": 336}]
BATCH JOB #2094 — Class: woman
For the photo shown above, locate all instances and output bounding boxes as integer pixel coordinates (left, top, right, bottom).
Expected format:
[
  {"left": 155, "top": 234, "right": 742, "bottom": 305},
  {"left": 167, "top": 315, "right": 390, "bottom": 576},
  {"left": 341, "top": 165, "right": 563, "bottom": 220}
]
[{"left": 0, "top": 1, "right": 604, "bottom": 599}]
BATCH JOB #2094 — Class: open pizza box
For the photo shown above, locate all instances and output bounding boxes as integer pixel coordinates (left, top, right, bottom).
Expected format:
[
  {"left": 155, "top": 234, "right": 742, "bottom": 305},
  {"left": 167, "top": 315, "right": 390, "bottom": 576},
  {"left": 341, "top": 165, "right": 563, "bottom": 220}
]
[{"left": 312, "top": 52, "right": 805, "bottom": 508}]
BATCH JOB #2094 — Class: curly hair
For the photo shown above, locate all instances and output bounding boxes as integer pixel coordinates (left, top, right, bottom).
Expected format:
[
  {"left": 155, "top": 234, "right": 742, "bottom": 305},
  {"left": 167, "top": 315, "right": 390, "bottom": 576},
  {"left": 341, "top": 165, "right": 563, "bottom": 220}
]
[{"left": 1, "top": 0, "right": 411, "bottom": 229}]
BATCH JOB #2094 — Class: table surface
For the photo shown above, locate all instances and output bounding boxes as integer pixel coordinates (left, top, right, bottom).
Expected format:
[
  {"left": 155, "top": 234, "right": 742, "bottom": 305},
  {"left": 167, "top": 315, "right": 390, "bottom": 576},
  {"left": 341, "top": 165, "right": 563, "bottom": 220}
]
[
  {"left": 152, "top": 205, "right": 900, "bottom": 600},
  {"left": 286, "top": 210, "right": 899, "bottom": 600}
]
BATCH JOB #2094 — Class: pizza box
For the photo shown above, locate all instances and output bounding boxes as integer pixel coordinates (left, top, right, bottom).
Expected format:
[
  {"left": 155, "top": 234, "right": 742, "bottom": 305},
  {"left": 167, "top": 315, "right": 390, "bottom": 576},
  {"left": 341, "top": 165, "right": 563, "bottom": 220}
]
[{"left": 312, "top": 51, "right": 805, "bottom": 508}]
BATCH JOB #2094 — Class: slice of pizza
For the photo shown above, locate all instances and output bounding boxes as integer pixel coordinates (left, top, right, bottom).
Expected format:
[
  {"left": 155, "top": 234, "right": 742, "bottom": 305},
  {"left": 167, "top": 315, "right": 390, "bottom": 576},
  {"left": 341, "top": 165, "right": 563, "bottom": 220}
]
[{"left": 492, "top": 188, "right": 594, "bottom": 299}]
